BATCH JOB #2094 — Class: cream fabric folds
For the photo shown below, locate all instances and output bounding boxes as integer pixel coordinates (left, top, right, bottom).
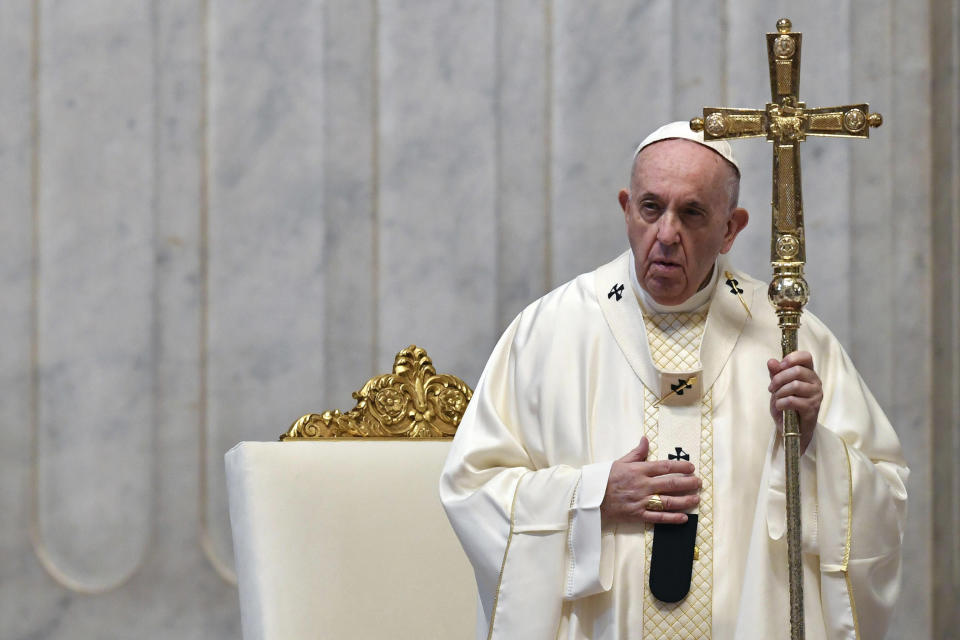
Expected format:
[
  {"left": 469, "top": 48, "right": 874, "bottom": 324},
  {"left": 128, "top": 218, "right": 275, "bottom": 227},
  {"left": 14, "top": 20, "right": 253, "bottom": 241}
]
[
  {"left": 226, "top": 441, "right": 475, "bottom": 640},
  {"left": 440, "top": 250, "right": 908, "bottom": 640},
  {"left": 734, "top": 327, "right": 910, "bottom": 639}
]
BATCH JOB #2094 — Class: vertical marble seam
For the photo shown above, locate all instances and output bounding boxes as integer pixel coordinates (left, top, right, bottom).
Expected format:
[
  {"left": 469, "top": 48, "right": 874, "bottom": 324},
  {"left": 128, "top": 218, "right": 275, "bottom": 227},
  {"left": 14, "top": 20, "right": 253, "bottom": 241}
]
[
  {"left": 886, "top": 0, "right": 897, "bottom": 406},
  {"left": 669, "top": 2, "right": 677, "bottom": 118},
  {"left": 371, "top": 0, "right": 381, "bottom": 378},
  {"left": 720, "top": 0, "right": 728, "bottom": 106},
  {"left": 953, "top": 0, "right": 960, "bottom": 595},
  {"left": 493, "top": 0, "right": 503, "bottom": 327},
  {"left": 148, "top": 0, "right": 162, "bottom": 570},
  {"left": 543, "top": 0, "right": 553, "bottom": 291},
  {"left": 947, "top": 8, "right": 960, "bottom": 616},
  {"left": 197, "top": 0, "right": 212, "bottom": 580},
  {"left": 28, "top": 0, "right": 42, "bottom": 590},
  {"left": 846, "top": 0, "right": 855, "bottom": 342},
  {"left": 893, "top": 0, "right": 933, "bottom": 633},
  {"left": 197, "top": 0, "right": 237, "bottom": 587},
  {"left": 932, "top": 0, "right": 960, "bottom": 631}
]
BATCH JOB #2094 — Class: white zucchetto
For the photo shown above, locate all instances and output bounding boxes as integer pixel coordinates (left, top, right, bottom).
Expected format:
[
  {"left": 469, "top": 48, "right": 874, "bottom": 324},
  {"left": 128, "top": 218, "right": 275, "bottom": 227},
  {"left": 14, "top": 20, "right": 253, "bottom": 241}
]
[{"left": 634, "top": 120, "right": 740, "bottom": 175}]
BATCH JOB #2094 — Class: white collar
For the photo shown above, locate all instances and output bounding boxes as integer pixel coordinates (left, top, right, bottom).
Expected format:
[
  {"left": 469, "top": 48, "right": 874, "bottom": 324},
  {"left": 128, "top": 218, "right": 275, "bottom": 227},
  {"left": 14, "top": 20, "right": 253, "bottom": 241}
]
[
  {"left": 629, "top": 251, "right": 718, "bottom": 313},
  {"left": 596, "top": 251, "right": 755, "bottom": 396}
]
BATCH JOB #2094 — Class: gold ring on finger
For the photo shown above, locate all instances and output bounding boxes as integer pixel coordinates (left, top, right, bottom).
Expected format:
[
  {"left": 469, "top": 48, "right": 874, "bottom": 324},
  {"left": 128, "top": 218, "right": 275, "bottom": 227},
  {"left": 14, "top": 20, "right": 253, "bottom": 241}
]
[{"left": 647, "top": 494, "right": 665, "bottom": 512}]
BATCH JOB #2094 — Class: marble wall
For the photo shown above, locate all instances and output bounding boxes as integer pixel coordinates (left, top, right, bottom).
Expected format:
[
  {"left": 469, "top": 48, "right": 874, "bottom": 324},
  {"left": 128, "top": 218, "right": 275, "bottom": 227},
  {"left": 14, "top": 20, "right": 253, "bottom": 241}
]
[
  {"left": 930, "top": 0, "right": 960, "bottom": 634},
  {"left": 0, "top": 1, "right": 954, "bottom": 638}
]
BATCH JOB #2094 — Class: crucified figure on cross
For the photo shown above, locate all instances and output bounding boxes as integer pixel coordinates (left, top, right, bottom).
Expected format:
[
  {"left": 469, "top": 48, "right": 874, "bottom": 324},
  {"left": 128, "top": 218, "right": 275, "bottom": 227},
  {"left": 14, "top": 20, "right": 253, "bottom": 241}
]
[{"left": 689, "top": 17, "right": 882, "bottom": 640}]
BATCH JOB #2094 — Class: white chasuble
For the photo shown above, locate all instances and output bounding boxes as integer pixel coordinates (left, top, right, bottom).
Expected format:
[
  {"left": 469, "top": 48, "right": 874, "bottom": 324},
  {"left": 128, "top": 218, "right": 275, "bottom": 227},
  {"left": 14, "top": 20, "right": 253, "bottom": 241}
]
[{"left": 440, "top": 250, "right": 908, "bottom": 640}]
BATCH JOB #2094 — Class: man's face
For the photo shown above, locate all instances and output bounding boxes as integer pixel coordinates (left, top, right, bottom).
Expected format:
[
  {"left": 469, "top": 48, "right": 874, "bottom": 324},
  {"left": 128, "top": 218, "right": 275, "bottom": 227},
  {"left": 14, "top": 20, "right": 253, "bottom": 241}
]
[{"left": 619, "top": 139, "right": 748, "bottom": 306}]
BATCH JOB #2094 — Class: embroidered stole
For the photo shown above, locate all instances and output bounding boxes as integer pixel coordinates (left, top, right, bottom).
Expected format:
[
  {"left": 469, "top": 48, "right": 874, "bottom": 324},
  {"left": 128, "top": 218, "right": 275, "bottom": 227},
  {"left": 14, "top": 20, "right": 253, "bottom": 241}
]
[{"left": 642, "top": 308, "right": 715, "bottom": 638}]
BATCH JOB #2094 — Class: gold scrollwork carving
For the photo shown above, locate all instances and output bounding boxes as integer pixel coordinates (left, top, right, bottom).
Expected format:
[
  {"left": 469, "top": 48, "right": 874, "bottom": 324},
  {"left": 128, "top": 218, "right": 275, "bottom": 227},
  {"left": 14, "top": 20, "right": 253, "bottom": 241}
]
[{"left": 281, "top": 345, "right": 473, "bottom": 439}]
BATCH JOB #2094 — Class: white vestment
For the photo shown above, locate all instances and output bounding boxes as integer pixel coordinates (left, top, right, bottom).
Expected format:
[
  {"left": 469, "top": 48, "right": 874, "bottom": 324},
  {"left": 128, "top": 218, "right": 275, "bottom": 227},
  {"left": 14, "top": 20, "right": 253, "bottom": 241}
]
[{"left": 440, "top": 251, "right": 908, "bottom": 640}]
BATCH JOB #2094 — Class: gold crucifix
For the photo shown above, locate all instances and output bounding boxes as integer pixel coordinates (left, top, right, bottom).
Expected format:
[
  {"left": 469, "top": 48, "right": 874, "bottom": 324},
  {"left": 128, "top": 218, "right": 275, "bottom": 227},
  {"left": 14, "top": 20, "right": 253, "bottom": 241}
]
[{"left": 689, "top": 18, "right": 882, "bottom": 640}]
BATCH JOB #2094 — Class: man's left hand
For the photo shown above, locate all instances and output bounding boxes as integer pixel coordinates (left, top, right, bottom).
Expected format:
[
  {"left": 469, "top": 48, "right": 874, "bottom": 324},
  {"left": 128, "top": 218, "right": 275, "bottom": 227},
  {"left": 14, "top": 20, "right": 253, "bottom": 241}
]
[{"left": 767, "top": 351, "right": 822, "bottom": 454}]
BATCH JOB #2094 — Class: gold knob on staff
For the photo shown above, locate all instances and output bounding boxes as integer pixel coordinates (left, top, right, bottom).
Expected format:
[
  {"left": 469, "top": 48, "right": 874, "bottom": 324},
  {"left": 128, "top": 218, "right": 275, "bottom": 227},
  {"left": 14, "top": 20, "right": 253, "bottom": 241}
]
[{"left": 689, "top": 117, "right": 704, "bottom": 132}]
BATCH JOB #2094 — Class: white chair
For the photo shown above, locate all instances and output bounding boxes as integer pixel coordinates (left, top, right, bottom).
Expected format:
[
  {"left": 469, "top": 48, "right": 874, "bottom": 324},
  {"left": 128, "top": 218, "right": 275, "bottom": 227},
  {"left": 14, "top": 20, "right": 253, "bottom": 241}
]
[{"left": 226, "top": 346, "right": 477, "bottom": 639}]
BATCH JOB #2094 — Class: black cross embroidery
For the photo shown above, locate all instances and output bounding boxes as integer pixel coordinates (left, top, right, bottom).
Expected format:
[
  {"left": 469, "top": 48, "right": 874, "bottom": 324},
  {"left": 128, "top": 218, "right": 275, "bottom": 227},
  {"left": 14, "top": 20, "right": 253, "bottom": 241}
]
[
  {"left": 670, "top": 378, "right": 693, "bottom": 395},
  {"left": 668, "top": 447, "right": 690, "bottom": 461},
  {"left": 608, "top": 283, "right": 625, "bottom": 301},
  {"left": 725, "top": 276, "right": 744, "bottom": 295}
]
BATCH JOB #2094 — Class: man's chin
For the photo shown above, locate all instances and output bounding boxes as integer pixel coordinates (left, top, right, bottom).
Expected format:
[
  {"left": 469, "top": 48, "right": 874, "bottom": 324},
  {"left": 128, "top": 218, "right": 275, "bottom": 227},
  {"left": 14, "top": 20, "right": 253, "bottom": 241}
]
[{"left": 643, "top": 277, "right": 688, "bottom": 306}]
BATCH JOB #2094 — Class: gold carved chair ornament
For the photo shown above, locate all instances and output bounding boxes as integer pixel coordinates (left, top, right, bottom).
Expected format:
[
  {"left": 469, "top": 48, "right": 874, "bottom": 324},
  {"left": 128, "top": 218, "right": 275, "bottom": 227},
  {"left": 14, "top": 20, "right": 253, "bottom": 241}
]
[{"left": 280, "top": 344, "right": 473, "bottom": 440}]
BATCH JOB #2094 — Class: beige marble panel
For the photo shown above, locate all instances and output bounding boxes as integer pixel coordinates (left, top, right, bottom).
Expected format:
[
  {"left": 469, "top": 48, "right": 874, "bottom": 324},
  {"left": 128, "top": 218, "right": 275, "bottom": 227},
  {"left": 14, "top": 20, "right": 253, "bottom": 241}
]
[
  {"left": 322, "top": 1, "right": 378, "bottom": 406},
  {"left": 672, "top": 0, "right": 726, "bottom": 119},
  {"left": 377, "top": 1, "right": 498, "bottom": 386},
  {"left": 34, "top": 0, "right": 155, "bottom": 590},
  {"left": 551, "top": 1, "right": 672, "bottom": 287},
  {"left": 3, "top": 2, "right": 243, "bottom": 637},
  {"left": 0, "top": 0, "right": 60, "bottom": 636},
  {"left": 151, "top": 0, "right": 243, "bottom": 636},
  {"left": 850, "top": 0, "right": 896, "bottom": 405},
  {"left": 204, "top": 0, "right": 327, "bottom": 581},
  {"left": 885, "top": 1, "right": 934, "bottom": 636},
  {"left": 931, "top": 1, "right": 960, "bottom": 634},
  {"left": 496, "top": 0, "right": 551, "bottom": 327}
]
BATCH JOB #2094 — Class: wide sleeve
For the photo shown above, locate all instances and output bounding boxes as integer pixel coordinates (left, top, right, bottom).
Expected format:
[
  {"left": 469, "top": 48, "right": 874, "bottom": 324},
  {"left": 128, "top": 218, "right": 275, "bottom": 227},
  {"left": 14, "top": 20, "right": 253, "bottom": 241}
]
[
  {"left": 765, "top": 317, "right": 909, "bottom": 639},
  {"left": 439, "top": 315, "right": 611, "bottom": 640}
]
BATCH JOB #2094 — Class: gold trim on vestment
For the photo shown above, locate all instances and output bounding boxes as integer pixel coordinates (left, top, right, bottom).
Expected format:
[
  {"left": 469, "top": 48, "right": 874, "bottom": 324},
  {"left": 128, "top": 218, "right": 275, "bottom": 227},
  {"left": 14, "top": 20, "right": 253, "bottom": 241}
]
[
  {"left": 556, "top": 475, "right": 583, "bottom": 640},
  {"left": 653, "top": 375, "right": 698, "bottom": 407},
  {"left": 723, "top": 270, "right": 753, "bottom": 318},
  {"left": 841, "top": 440, "right": 861, "bottom": 638},
  {"left": 841, "top": 440, "right": 853, "bottom": 570},
  {"left": 487, "top": 475, "right": 525, "bottom": 640},
  {"left": 565, "top": 478, "right": 582, "bottom": 593}
]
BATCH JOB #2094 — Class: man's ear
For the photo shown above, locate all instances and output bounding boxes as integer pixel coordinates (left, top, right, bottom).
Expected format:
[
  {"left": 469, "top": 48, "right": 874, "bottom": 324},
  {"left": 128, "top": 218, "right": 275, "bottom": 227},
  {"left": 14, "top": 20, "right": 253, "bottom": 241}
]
[
  {"left": 720, "top": 207, "right": 749, "bottom": 253},
  {"left": 618, "top": 189, "right": 630, "bottom": 213}
]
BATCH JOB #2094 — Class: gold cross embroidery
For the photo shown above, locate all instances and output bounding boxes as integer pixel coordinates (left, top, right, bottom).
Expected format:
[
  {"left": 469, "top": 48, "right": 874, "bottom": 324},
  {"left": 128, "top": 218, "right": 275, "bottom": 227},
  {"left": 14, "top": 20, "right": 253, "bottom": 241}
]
[
  {"left": 653, "top": 375, "right": 698, "bottom": 407},
  {"left": 724, "top": 270, "right": 753, "bottom": 318}
]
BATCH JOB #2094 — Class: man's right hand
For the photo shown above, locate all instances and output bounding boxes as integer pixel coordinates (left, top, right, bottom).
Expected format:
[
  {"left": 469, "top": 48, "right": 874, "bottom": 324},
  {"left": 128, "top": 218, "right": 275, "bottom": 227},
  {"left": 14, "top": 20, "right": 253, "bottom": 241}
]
[{"left": 600, "top": 436, "right": 701, "bottom": 525}]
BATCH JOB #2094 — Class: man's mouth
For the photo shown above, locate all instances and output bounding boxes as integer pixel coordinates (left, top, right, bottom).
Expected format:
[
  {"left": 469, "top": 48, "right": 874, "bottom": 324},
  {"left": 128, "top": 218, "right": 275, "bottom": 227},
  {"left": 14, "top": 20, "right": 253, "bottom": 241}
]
[{"left": 650, "top": 259, "right": 681, "bottom": 271}]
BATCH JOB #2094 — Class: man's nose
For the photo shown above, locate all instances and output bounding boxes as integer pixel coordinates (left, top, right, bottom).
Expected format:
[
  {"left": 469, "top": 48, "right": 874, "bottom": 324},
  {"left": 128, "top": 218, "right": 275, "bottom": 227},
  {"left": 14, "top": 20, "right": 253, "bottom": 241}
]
[{"left": 656, "top": 210, "right": 681, "bottom": 244}]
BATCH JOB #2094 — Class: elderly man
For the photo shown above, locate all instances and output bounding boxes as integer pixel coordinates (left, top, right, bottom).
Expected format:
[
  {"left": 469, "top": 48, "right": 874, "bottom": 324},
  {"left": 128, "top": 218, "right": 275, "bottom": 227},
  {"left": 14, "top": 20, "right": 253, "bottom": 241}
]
[{"left": 440, "top": 122, "right": 908, "bottom": 639}]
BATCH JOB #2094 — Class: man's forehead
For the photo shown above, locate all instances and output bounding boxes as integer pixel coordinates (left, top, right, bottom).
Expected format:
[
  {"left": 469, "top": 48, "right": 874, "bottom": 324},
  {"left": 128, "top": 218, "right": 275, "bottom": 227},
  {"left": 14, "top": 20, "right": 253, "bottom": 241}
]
[{"left": 632, "top": 140, "right": 736, "bottom": 206}]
